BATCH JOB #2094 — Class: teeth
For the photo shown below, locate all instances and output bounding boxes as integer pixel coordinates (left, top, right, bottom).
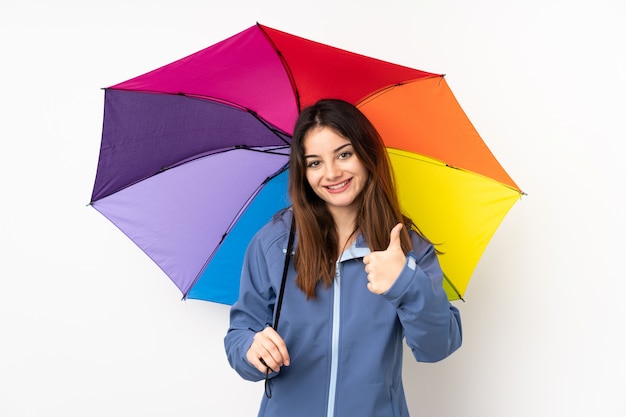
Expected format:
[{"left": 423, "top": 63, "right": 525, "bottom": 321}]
[{"left": 327, "top": 180, "right": 349, "bottom": 190}]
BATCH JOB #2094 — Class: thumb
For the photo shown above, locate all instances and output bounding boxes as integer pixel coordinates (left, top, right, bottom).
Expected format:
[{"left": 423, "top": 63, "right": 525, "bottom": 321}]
[{"left": 387, "top": 223, "right": 403, "bottom": 251}]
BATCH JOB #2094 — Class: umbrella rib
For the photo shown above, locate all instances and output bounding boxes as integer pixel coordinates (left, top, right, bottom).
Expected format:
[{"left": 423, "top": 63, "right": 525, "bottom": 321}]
[
  {"left": 178, "top": 92, "right": 293, "bottom": 142},
  {"left": 257, "top": 23, "right": 302, "bottom": 113},
  {"left": 107, "top": 87, "right": 293, "bottom": 142},
  {"left": 387, "top": 148, "right": 525, "bottom": 195},
  {"left": 159, "top": 145, "right": 290, "bottom": 177},
  {"left": 244, "top": 108, "right": 293, "bottom": 145},
  {"left": 356, "top": 75, "right": 444, "bottom": 107},
  {"left": 214, "top": 162, "right": 289, "bottom": 241},
  {"left": 443, "top": 272, "right": 464, "bottom": 302},
  {"left": 89, "top": 145, "right": 291, "bottom": 203},
  {"left": 107, "top": 87, "right": 250, "bottom": 112},
  {"left": 178, "top": 92, "right": 292, "bottom": 145},
  {"left": 234, "top": 144, "right": 291, "bottom": 155},
  {"left": 184, "top": 163, "right": 290, "bottom": 299}
]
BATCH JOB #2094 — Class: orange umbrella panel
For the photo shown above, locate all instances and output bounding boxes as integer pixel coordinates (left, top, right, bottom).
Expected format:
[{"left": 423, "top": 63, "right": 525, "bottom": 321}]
[{"left": 359, "top": 76, "right": 520, "bottom": 192}]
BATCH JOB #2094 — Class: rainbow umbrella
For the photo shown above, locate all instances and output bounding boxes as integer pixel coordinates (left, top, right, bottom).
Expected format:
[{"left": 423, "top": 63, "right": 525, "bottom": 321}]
[{"left": 90, "top": 23, "right": 523, "bottom": 304}]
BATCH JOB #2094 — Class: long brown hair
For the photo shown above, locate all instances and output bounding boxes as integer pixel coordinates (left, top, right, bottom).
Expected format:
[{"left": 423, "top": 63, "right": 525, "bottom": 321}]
[{"left": 289, "top": 99, "right": 426, "bottom": 299}]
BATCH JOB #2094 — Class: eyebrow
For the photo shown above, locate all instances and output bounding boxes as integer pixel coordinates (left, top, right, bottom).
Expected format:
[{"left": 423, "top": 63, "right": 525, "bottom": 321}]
[{"left": 304, "top": 143, "right": 352, "bottom": 159}]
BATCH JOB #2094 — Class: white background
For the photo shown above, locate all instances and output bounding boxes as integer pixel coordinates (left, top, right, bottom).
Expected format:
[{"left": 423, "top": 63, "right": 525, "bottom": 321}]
[{"left": 1, "top": 0, "right": 624, "bottom": 416}]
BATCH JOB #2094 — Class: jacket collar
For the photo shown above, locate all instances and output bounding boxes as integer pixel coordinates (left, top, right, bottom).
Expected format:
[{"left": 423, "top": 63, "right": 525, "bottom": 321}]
[{"left": 339, "top": 233, "right": 371, "bottom": 262}]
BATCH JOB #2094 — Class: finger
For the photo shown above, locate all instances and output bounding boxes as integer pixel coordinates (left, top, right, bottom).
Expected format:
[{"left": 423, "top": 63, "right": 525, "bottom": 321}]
[
  {"left": 265, "top": 328, "right": 291, "bottom": 366},
  {"left": 259, "top": 328, "right": 290, "bottom": 367},
  {"left": 248, "top": 331, "right": 286, "bottom": 372},
  {"left": 261, "top": 346, "right": 284, "bottom": 370},
  {"left": 248, "top": 348, "right": 273, "bottom": 373},
  {"left": 252, "top": 345, "right": 281, "bottom": 373},
  {"left": 259, "top": 357, "right": 275, "bottom": 372},
  {"left": 367, "top": 280, "right": 382, "bottom": 295},
  {"left": 387, "top": 223, "right": 403, "bottom": 250}
]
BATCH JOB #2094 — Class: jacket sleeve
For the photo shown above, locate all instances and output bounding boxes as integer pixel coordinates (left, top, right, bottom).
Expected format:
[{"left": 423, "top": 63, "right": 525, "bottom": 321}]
[
  {"left": 223, "top": 231, "right": 277, "bottom": 382},
  {"left": 381, "top": 234, "right": 462, "bottom": 362}
]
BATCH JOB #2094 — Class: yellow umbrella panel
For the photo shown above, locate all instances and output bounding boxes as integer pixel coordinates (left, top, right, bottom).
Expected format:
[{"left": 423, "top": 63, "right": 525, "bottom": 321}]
[{"left": 389, "top": 149, "right": 521, "bottom": 300}]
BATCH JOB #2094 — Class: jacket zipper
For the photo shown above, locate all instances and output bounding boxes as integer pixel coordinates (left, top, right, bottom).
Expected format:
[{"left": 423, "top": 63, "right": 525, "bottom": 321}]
[{"left": 326, "top": 260, "right": 341, "bottom": 417}]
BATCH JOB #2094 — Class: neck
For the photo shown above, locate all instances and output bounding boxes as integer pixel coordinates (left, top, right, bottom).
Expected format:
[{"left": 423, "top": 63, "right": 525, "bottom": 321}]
[{"left": 329, "top": 206, "right": 358, "bottom": 257}]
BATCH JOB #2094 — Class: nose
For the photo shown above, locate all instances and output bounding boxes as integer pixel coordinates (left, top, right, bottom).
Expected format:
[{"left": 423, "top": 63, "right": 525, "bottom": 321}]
[{"left": 324, "top": 161, "right": 342, "bottom": 180}]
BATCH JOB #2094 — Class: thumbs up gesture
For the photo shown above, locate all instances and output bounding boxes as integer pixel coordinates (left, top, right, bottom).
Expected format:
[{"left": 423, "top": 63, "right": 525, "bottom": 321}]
[{"left": 363, "top": 223, "right": 407, "bottom": 294}]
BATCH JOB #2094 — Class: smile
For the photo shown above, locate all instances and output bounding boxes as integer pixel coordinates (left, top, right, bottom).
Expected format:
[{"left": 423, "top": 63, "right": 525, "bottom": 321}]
[{"left": 325, "top": 179, "right": 351, "bottom": 190}]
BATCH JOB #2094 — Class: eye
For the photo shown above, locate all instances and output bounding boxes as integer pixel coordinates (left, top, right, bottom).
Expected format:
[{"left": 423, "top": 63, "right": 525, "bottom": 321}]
[
  {"left": 306, "top": 160, "right": 320, "bottom": 168},
  {"left": 338, "top": 151, "right": 353, "bottom": 160}
]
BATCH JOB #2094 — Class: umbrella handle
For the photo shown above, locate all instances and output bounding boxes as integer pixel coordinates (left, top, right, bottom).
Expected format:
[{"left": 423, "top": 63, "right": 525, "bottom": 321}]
[
  {"left": 264, "top": 216, "right": 295, "bottom": 399},
  {"left": 273, "top": 217, "right": 296, "bottom": 331}
]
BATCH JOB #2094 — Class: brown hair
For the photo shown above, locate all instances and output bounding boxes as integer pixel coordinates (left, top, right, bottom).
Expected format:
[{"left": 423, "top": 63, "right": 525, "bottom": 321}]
[{"left": 289, "top": 99, "right": 425, "bottom": 299}]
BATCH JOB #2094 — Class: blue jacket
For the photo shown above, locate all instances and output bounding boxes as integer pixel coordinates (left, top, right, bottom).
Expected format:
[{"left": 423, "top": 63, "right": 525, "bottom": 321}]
[{"left": 225, "top": 210, "right": 462, "bottom": 417}]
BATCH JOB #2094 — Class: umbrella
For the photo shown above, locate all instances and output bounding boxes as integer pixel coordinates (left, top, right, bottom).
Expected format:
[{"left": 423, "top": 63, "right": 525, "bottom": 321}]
[{"left": 90, "top": 23, "right": 523, "bottom": 304}]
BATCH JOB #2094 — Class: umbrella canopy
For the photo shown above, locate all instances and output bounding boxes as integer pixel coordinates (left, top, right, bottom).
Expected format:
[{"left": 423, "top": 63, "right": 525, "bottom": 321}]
[{"left": 90, "top": 23, "right": 523, "bottom": 304}]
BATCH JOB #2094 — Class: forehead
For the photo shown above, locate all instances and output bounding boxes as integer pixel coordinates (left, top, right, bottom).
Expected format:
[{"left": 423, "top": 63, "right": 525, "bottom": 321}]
[{"left": 303, "top": 126, "right": 351, "bottom": 154}]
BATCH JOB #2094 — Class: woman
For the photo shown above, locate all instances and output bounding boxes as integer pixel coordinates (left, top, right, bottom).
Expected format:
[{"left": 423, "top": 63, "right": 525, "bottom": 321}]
[{"left": 224, "top": 99, "right": 462, "bottom": 417}]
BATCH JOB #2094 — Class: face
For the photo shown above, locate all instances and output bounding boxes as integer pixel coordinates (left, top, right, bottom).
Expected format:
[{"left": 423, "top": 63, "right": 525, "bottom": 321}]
[{"left": 303, "top": 126, "right": 369, "bottom": 216}]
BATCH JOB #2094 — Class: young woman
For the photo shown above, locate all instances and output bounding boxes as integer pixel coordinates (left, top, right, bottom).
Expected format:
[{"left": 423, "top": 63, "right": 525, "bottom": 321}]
[{"left": 225, "top": 99, "right": 462, "bottom": 417}]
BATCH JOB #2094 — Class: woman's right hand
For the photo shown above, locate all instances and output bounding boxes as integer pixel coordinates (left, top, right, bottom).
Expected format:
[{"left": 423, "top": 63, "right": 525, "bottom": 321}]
[{"left": 246, "top": 326, "right": 291, "bottom": 374}]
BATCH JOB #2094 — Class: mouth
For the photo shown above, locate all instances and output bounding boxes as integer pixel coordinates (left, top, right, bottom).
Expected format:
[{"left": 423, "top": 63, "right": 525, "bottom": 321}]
[{"left": 325, "top": 179, "right": 351, "bottom": 191}]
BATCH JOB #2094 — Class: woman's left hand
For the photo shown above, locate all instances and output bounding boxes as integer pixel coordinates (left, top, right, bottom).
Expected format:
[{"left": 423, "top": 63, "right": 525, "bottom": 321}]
[{"left": 363, "top": 223, "right": 406, "bottom": 294}]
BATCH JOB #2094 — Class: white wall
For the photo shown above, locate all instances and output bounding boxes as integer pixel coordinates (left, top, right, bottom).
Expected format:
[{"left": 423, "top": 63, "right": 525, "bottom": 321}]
[{"left": 1, "top": 1, "right": 624, "bottom": 416}]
